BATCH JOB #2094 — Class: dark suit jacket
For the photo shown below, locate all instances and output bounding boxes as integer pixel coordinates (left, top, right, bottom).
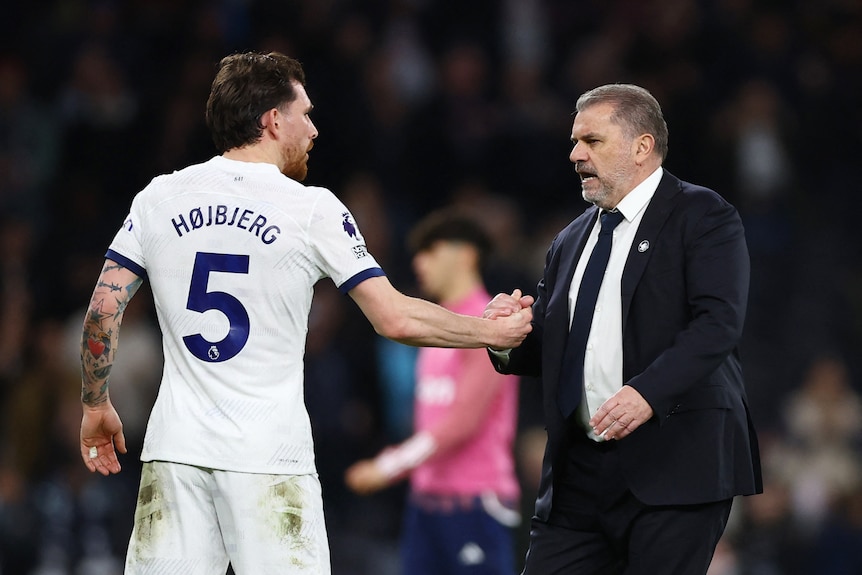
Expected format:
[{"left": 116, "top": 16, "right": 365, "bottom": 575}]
[{"left": 494, "top": 171, "right": 763, "bottom": 521}]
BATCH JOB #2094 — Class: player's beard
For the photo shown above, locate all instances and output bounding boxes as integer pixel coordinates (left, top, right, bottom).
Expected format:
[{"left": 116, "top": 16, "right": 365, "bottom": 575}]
[
  {"left": 282, "top": 143, "right": 310, "bottom": 181},
  {"left": 284, "top": 160, "right": 308, "bottom": 181}
]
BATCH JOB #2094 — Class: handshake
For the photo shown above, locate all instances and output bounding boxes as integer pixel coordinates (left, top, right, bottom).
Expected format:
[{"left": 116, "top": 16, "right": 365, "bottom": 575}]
[{"left": 482, "top": 288, "right": 535, "bottom": 351}]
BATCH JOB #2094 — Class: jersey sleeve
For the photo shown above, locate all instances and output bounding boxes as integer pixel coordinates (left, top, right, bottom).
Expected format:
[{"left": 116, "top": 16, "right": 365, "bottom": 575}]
[
  {"left": 308, "top": 188, "right": 385, "bottom": 293},
  {"left": 105, "top": 193, "right": 148, "bottom": 278}
]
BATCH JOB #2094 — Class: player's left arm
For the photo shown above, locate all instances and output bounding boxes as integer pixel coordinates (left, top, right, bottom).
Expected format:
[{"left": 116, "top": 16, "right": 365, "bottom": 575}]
[{"left": 79, "top": 259, "right": 143, "bottom": 475}]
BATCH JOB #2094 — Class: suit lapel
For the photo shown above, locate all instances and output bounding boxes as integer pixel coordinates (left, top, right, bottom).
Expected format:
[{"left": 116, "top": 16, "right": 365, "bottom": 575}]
[
  {"left": 544, "top": 207, "right": 598, "bottom": 393},
  {"left": 621, "top": 172, "right": 682, "bottom": 331},
  {"left": 547, "top": 206, "right": 599, "bottom": 334}
]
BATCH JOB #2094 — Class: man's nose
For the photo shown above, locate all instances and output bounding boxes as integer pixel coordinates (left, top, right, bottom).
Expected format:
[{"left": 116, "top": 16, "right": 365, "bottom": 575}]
[{"left": 569, "top": 142, "right": 586, "bottom": 163}]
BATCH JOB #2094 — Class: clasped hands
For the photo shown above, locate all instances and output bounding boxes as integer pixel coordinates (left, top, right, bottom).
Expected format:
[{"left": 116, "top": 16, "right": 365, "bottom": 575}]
[
  {"left": 484, "top": 289, "right": 534, "bottom": 350},
  {"left": 483, "top": 289, "right": 534, "bottom": 321}
]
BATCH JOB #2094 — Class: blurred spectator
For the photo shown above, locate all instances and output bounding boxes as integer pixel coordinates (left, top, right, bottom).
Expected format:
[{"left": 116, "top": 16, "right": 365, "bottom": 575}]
[
  {"left": 31, "top": 387, "right": 129, "bottom": 575},
  {"left": 380, "top": 8, "right": 435, "bottom": 108},
  {"left": 809, "top": 486, "right": 862, "bottom": 574},
  {"left": 56, "top": 41, "right": 143, "bottom": 225},
  {"left": 0, "top": 55, "right": 59, "bottom": 228},
  {"left": 448, "top": 180, "right": 537, "bottom": 299},
  {"left": 404, "top": 40, "right": 502, "bottom": 212},
  {"left": 1, "top": 317, "right": 132, "bottom": 574},
  {"left": 0, "top": 218, "right": 33, "bottom": 385},
  {"left": 729, "top": 477, "right": 810, "bottom": 575},
  {"left": 706, "top": 538, "right": 741, "bottom": 575},
  {"left": 59, "top": 42, "right": 138, "bottom": 132},
  {"left": 784, "top": 353, "right": 862, "bottom": 449},
  {"left": 0, "top": 464, "right": 40, "bottom": 574},
  {"left": 771, "top": 354, "right": 862, "bottom": 534},
  {"left": 2, "top": 318, "right": 78, "bottom": 482},
  {"left": 151, "top": 49, "right": 221, "bottom": 174},
  {"left": 494, "top": 62, "right": 572, "bottom": 218},
  {"left": 709, "top": 78, "right": 797, "bottom": 249},
  {"left": 500, "top": 0, "right": 550, "bottom": 71},
  {"left": 709, "top": 77, "right": 802, "bottom": 424}
]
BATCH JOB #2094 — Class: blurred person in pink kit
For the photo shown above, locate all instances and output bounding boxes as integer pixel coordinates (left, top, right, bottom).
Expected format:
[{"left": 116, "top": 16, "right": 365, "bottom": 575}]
[{"left": 346, "top": 209, "right": 521, "bottom": 575}]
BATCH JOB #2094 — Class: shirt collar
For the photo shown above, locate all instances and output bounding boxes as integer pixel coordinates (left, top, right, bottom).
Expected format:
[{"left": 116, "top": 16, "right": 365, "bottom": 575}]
[
  {"left": 211, "top": 154, "right": 283, "bottom": 175},
  {"left": 614, "top": 166, "right": 663, "bottom": 223}
]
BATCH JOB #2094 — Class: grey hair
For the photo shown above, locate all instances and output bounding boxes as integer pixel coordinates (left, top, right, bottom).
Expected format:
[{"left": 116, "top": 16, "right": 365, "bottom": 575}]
[{"left": 576, "top": 84, "right": 669, "bottom": 160}]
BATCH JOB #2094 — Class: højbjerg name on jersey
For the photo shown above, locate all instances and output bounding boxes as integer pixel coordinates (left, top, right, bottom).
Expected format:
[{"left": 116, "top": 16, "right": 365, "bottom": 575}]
[{"left": 171, "top": 204, "right": 281, "bottom": 244}]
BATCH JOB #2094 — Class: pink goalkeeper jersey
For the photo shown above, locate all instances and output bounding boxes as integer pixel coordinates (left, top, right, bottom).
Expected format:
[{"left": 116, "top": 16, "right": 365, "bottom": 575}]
[{"left": 410, "top": 287, "right": 520, "bottom": 499}]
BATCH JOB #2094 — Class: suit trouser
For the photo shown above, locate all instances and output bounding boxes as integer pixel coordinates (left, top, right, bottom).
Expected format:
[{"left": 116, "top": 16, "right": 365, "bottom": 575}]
[{"left": 521, "top": 428, "right": 732, "bottom": 575}]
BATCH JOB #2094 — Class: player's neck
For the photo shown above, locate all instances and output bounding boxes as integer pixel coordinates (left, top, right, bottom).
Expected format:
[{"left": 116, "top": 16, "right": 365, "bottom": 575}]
[{"left": 223, "top": 144, "right": 280, "bottom": 169}]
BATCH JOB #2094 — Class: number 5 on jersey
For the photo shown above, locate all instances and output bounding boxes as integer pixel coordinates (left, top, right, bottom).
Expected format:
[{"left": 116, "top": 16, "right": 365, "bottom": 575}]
[{"left": 183, "top": 252, "right": 251, "bottom": 362}]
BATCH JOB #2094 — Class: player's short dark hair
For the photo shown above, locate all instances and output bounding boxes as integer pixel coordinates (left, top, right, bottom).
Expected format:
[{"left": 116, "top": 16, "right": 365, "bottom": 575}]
[
  {"left": 408, "top": 209, "right": 493, "bottom": 269},
  {"left": 206, "top": 51, "right": 306, "bottom": 153}
]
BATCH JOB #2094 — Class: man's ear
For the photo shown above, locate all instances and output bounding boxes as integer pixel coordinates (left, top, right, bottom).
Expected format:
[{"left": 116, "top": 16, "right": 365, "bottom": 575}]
[
  {"left": 634, "top": 133, "right": 655, "bottom": 165},
  {"left": 260, "top": 108, "right": 280, "bottom": 138}
]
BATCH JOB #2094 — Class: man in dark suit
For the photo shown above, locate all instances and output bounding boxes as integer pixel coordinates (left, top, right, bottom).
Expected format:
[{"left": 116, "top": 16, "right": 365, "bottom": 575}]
[{"left": 484, "top": 84, "right": 762, "bottom": 574}]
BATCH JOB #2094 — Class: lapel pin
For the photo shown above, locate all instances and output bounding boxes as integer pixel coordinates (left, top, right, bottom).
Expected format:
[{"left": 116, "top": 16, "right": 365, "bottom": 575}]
[{"left": 638, "top": 240, "right": 650, "bottom": 253}]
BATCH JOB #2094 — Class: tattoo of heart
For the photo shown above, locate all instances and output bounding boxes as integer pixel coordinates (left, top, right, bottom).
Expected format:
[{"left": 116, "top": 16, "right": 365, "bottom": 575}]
[{"left": 87, "top": 332, "right": 111, "bottom": 359}]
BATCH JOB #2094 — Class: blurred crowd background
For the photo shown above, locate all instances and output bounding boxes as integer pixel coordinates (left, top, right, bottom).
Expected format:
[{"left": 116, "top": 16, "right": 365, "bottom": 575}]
[{"left": 1, "top": 0, "right": 861, "bottom": 573}]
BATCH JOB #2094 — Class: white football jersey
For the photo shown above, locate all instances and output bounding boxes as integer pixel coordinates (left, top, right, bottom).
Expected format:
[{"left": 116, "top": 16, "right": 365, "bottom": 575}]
[{"left": 107, "top": 156, "right": 383, "bottom": 474}]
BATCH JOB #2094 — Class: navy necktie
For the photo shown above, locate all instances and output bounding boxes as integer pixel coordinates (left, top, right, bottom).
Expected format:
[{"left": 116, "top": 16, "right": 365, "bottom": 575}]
[{"left": 558, "top": 209, "right": 625, "bottom": 418}]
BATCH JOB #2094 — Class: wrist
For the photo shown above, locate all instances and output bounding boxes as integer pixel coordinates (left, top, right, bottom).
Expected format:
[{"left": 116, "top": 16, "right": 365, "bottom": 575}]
[{"left": 82, "top": 395, "right": 112, "bottom": 411}]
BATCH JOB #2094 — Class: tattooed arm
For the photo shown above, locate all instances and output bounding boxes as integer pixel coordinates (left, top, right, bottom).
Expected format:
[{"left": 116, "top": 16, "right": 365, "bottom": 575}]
[{"left": 80, "top": 259, "right": 144, "bottom": 475}]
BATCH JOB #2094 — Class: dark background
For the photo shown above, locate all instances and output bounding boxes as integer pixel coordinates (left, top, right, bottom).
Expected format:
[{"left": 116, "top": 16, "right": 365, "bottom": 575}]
[{"left": 1, "top": 0, "right": 861, "bottom": 573}]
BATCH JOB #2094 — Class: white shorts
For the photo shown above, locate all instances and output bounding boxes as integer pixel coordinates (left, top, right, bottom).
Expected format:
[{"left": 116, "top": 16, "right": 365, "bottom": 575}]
[{"left": 125, "top": 461, "right": 331, "bottom": 575}]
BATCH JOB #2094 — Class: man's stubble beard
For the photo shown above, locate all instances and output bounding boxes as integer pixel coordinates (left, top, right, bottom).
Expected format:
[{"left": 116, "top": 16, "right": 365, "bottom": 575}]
[
  {"left": 581, "top": 182, "right": 610, "bottom": 209},
  {"left": 581, "top": 162, "right": 636, "bottom": 210}
]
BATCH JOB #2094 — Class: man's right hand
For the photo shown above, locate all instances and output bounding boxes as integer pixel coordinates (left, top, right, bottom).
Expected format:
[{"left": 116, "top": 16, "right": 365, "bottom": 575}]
[
  {"left": 485, "top": 289, "right": 533, "bottom": 350},
  {"left": 484, "top": 289, "right": 534, "bottom": 319}
]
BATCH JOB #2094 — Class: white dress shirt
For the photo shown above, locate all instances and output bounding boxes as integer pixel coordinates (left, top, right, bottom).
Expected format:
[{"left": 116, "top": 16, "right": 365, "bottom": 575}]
[{"left": 571, "top": 167, "right": 662, "bottom": 440}]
